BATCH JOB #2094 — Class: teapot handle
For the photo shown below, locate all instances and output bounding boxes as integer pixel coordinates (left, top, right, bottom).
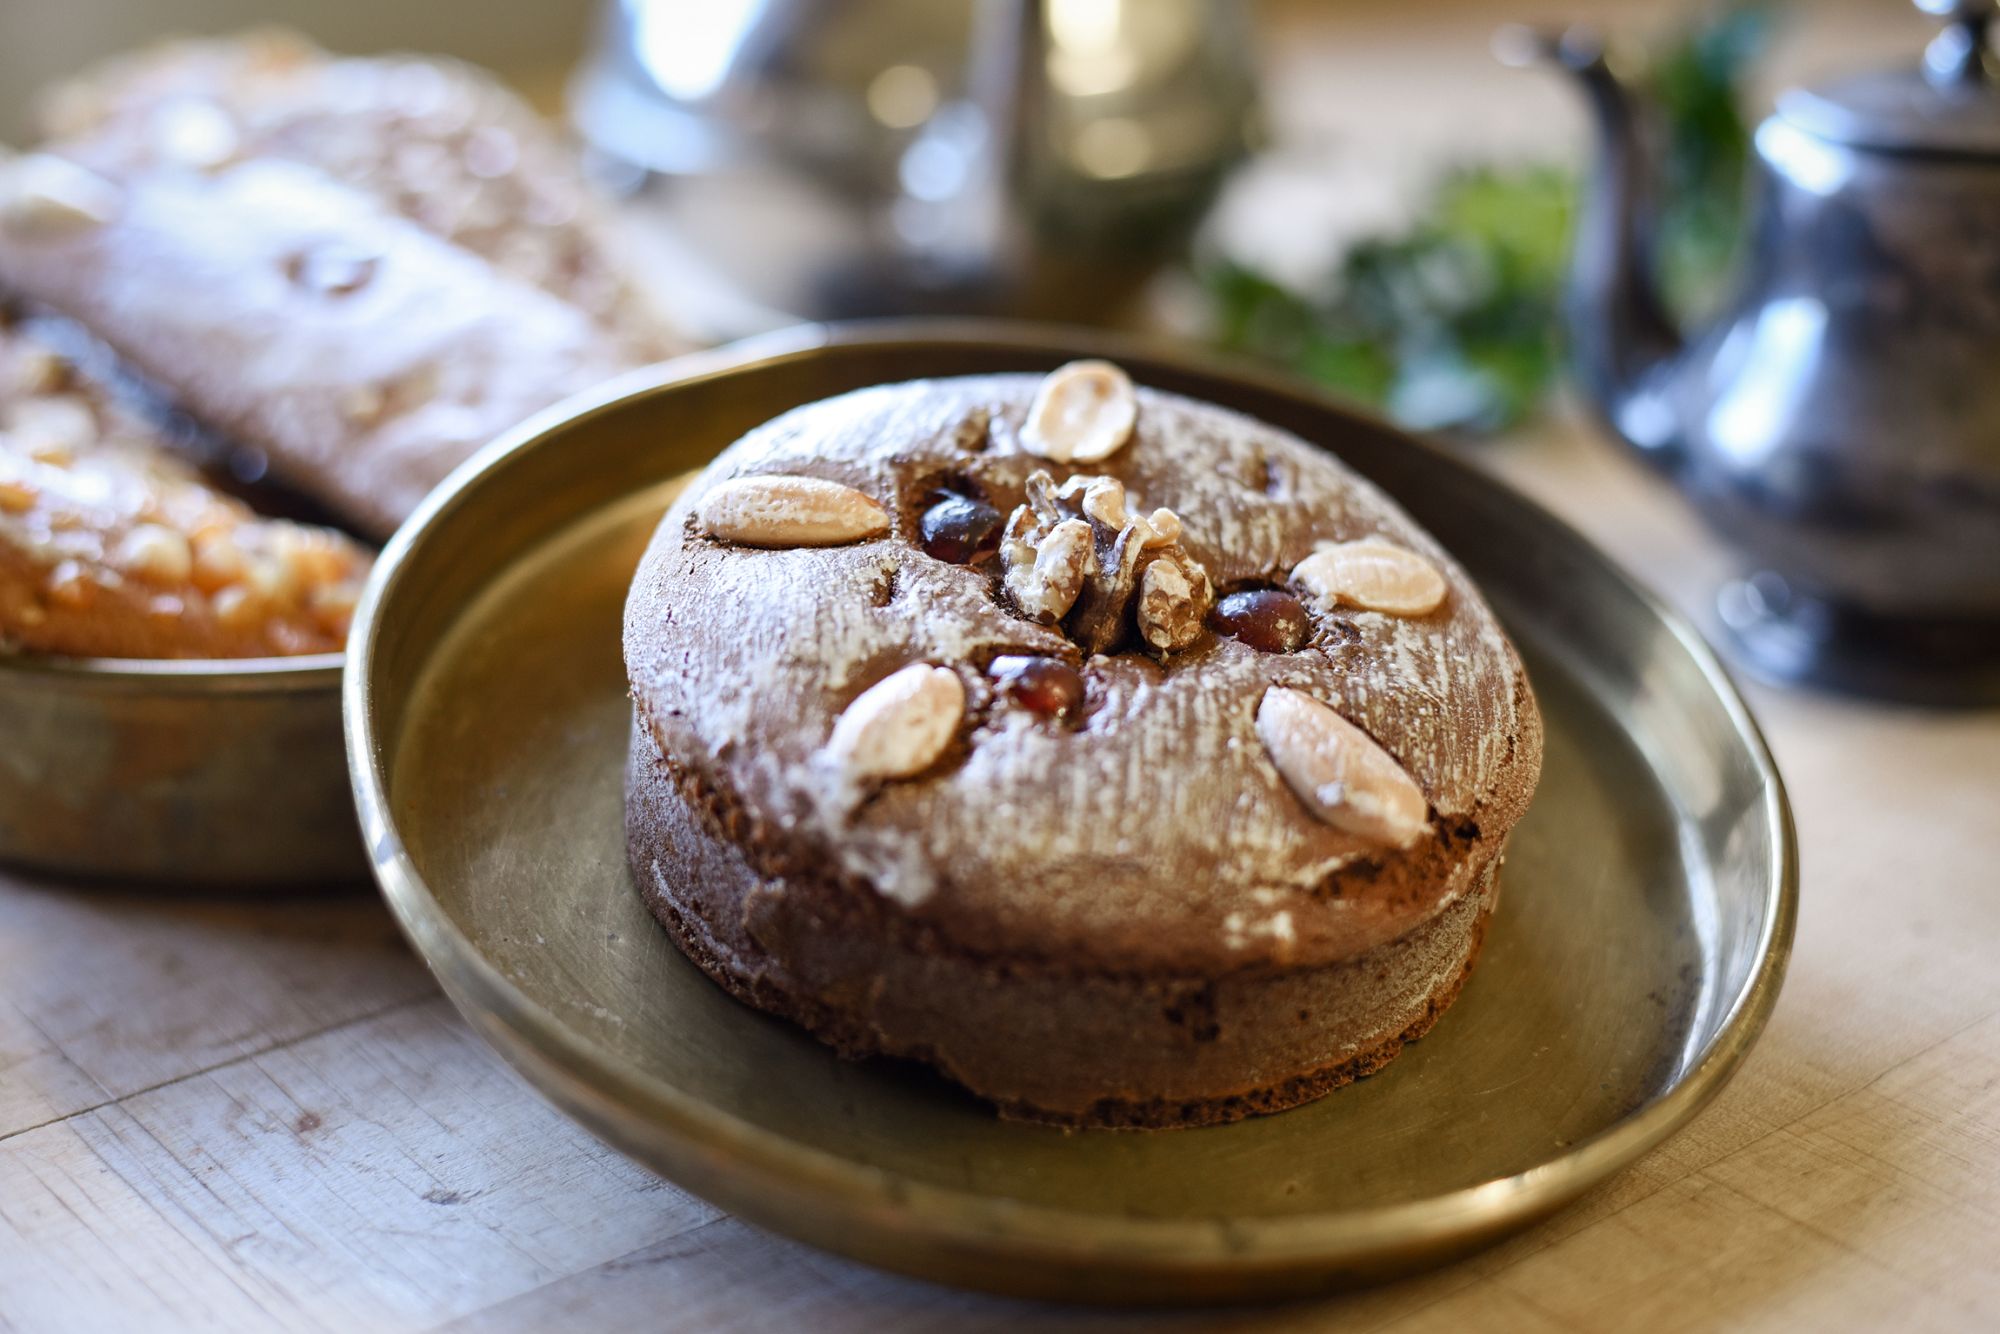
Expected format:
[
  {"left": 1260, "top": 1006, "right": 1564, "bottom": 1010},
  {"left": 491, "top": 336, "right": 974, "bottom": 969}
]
[{"left": 1917, "top": 0, "right": 1996, "bottom": 86}]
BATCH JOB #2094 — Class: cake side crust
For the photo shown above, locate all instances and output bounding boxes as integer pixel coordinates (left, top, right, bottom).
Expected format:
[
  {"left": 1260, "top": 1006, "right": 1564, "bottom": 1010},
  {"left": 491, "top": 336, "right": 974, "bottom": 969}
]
[{"left": 626, "top": 720, "right": 1498, "bottom": 1129}]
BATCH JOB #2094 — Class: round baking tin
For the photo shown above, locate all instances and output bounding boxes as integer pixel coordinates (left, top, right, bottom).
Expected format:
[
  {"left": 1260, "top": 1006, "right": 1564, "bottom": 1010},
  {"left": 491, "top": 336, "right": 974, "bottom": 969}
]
[{"left": 347, "top": 322, "right": 1797, "bottom": 1303}]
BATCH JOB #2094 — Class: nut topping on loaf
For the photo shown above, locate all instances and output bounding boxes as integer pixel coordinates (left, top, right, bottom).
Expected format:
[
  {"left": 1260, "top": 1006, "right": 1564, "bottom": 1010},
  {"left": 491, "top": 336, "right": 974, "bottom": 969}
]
[
  {"left": 1021, "top": 360, "right": 1137, "bottom": 464},
  {"left": 998, "top": 469, "right": 1211, "bottom": 655},
  {"left": 1256, "top": 686, "right": 1430, "bottom": 847},
  {"left": 823, "top": 663, "right": 965, "bottom": 782},
  {"left": 1136, "top": 550, "right": 1209, "bottom": 652},
  {"left": 1000, "top": 512, "right": 1092, "bottom": 622},
  {"left": 1291, "top": 537, "right": 1448, "bottom": 617},
  {"left": 693, "top": 474, "right": 890, "bottom": 548}
]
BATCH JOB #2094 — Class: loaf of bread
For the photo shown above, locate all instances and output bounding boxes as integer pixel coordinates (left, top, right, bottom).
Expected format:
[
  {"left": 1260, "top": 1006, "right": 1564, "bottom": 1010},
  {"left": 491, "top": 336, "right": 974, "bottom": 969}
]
[
  {"left": 0, "top": 313, "right": 370, "bottom": 658},
  {"left": 0, "top": 152, "right": 628, "bottom": 537},
  {"left": 36, "top": 31, "right": 677, "bottom": 360}
]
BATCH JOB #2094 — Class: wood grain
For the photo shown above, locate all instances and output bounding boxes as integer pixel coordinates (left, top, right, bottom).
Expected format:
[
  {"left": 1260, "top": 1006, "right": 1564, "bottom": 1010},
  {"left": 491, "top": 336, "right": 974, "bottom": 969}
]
[{"left": 3, "top": 1, "right": 1998, "bottom": 1328}]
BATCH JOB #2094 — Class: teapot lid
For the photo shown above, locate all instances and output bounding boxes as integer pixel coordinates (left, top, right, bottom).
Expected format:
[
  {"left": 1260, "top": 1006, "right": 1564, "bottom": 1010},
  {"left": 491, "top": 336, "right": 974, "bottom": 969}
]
[{"left": 1777, "top": 0, "right": 2000, "bottom": 156}]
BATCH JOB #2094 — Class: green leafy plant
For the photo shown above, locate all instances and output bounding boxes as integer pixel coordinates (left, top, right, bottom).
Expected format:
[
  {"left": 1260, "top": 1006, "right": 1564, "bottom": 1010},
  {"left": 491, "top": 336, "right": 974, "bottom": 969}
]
[{"left": 1205, "top": 2, "right": 1775, "bottom": 434}]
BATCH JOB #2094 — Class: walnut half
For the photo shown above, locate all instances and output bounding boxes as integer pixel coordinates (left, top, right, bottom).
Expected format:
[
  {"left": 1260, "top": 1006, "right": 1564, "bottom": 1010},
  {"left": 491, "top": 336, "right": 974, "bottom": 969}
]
[{"left": 997, "top": 469, "right": 1211, "bottom": 654}]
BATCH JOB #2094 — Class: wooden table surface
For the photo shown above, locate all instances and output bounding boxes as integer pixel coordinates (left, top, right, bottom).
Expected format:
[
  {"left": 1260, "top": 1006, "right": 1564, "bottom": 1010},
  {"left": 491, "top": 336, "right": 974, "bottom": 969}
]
[{"left": 5, "top": 3, "right": 1999, "bottom": 1330}]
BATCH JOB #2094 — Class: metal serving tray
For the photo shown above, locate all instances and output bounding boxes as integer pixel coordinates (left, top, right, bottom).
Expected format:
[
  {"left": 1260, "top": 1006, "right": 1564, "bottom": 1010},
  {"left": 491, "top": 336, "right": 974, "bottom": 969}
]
[{"left": 346, "top": 323, "right": 1796, "bottom": 1303}]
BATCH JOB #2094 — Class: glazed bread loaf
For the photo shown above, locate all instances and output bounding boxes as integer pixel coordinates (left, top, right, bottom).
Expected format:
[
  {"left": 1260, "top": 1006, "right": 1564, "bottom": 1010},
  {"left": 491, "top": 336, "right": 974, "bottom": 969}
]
[
  {"left": 0, "top": 154, "right": 626, "bottom": 537},
  {"left": 624, "top": 365, "right": 1542, "bottom": 1127},
  {"left": 36, "top": 30, "right": 677, "bottom": 360},
  {"left": 0, "top": 315, "right": 370, "bottom": 658}
]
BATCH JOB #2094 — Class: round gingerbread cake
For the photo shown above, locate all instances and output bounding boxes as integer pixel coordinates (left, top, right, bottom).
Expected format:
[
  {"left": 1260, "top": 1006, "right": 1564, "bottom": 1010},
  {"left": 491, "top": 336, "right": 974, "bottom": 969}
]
[{"left": 623, "top": 362, "right": 1542, "bottom": 1128}]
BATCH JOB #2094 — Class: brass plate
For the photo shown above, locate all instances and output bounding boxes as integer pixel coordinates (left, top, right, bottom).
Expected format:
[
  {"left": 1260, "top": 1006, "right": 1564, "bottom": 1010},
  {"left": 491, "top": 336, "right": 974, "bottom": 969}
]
[
  {"left": 0, "top": 651, "right": 361, "bottom": 886},
  {"left": 348, "top": 324, "right": 1796, "bottom": 1304}
]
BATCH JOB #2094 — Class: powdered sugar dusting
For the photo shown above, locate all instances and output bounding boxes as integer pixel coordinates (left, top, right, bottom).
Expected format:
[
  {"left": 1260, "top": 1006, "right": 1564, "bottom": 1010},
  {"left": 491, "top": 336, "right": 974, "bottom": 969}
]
[{"left": 625, "top": 375, "right": 1535, "bottom": 967}]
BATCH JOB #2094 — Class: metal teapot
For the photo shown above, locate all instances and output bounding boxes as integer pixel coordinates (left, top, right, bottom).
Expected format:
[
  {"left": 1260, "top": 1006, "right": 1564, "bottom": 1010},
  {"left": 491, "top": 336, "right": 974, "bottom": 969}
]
[
  {"left": 1522, "top": 1, "right": 2000, "bottom": 703},
  {"left": 571, "top": 0, "right": 1259, "bottom": 333}
]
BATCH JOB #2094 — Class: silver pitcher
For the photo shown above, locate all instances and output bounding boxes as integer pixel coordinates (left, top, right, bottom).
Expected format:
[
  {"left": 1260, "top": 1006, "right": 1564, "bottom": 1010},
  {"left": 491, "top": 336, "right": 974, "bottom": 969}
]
[
  {"left": 1513, "top": 0, "right": 2000, "bottom": 704},
  {"left": 571, "top": 0, "right": 1259, "bottom": 331}
]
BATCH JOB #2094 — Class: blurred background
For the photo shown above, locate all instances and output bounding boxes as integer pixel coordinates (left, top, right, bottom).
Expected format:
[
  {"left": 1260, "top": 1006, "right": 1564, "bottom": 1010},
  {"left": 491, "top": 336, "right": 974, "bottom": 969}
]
[{"left": 0, "top": 0, "right": 1920, "bottom": 433}]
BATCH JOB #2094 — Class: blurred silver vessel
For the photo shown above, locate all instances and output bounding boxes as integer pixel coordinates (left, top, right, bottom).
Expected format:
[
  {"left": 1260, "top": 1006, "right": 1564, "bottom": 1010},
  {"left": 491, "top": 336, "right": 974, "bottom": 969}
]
[{"left": 571, "top": 0, "right": 1259, "bottom": 331}]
